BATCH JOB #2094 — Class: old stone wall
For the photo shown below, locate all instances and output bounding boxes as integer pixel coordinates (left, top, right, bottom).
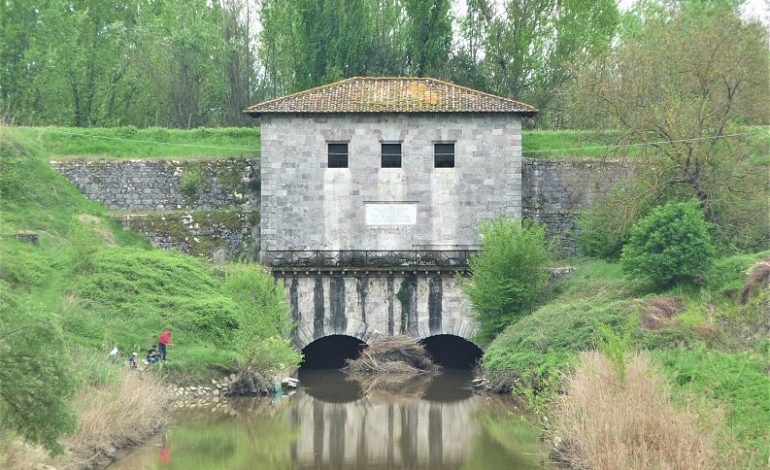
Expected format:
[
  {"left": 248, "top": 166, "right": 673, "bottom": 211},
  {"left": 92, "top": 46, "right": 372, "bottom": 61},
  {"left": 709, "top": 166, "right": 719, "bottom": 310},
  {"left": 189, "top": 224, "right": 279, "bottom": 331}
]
[
  {"left": 261, "top": 113, "right": 522, "bottom": 254},
  {"left": 50, "top": 159, "right": 259, "bottom": 211},
  {"left": 275, "top": 271, "right": 475, "bottom": 349},
  {"left": 51, "top": 159, "right": 260, "bottom": 260},
  {"left": 52, "top": 156, "right": 634, "bottom": 259},
  {"left": 522, "top": 158, "right": 634, "bottom": 255}
]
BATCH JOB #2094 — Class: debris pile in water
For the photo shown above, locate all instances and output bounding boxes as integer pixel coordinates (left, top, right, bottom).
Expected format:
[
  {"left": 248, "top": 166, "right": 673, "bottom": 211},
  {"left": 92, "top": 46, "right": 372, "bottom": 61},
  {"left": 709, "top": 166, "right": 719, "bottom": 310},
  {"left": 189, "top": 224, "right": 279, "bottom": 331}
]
[{"left": 344, "top": 335, "right": 440, "bottom": 374}]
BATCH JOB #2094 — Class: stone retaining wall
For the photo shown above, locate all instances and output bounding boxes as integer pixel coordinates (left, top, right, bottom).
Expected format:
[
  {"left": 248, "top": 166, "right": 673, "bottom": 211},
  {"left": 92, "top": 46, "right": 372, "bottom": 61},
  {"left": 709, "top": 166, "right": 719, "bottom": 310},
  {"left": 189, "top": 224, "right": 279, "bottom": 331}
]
[
  {"left": 53, "top": 157, "right": 633, "bottom": 259},
  {"left": 50, "top": 158, "right": 259, "bottom": 211},
  {"left": 522, "top": 158, "right": 634, "bottom": 255}
]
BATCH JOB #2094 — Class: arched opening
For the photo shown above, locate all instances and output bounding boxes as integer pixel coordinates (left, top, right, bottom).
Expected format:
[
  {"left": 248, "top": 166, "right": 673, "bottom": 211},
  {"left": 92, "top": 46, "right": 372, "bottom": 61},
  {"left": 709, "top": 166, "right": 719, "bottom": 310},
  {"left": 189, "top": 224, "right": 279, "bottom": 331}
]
[
  {"left": 421, "top": 335, "right": 483, "bottom": 369},
  {"left": 300, "top": 334, "right": 366, "bottom": 370}
]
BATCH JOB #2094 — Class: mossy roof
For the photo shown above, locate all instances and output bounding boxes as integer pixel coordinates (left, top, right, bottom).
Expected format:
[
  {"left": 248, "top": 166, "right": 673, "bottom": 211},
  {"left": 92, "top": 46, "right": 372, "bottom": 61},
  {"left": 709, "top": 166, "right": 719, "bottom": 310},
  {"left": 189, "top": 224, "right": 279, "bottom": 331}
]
[{"left": 244, "top": 77, "right": 537, "bottom": 116}]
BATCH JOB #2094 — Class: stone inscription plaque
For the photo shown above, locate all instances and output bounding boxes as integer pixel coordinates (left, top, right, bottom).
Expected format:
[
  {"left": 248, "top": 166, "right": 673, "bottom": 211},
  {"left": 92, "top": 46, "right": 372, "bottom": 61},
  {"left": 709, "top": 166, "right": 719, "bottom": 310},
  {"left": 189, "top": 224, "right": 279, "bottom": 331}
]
[{"left": 365, "top": 203, "right": 417, "bottom": 226}]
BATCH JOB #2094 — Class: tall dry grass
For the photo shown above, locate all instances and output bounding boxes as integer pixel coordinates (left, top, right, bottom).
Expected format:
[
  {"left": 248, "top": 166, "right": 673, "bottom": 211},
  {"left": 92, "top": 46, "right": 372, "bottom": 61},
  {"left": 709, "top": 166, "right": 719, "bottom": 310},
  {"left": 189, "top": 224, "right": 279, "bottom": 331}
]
[
  {"left": 552, "top": 351, "right": 717, "bottom": 470},
  {"left": 1, "top": 368, "right": 171, "bottom": 470}
]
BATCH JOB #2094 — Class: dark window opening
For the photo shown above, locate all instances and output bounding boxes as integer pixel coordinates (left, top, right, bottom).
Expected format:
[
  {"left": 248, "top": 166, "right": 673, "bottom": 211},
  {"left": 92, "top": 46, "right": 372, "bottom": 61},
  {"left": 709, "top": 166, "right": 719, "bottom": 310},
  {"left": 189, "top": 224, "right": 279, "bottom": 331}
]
[
  {"left": 421, "top": 335, "right": 482, "bottom": 368},
  {"left": 434, "top": 142, "right": 455, "bottom": 168},
  {"left": 381, "top": 143, "right": 402, "bottom": 168},
  {"left": 328, "top": 142, "right": 349, "bottom": 168}
]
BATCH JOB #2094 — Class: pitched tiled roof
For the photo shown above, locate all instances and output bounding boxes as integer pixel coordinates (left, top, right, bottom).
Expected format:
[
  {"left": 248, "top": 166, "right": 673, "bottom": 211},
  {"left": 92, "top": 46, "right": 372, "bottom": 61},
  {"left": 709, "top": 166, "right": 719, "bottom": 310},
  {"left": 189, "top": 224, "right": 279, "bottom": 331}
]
[{"left": 244, "top": 77, "right": 537, "bottom": 115}]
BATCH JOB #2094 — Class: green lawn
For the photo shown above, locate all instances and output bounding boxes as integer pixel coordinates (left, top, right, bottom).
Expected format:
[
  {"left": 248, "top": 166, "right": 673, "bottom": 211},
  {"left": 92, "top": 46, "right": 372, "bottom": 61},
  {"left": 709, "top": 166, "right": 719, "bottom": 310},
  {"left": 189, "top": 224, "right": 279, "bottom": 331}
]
[{"left": 0, "top": 126, "right": 260, "bottom": 159}]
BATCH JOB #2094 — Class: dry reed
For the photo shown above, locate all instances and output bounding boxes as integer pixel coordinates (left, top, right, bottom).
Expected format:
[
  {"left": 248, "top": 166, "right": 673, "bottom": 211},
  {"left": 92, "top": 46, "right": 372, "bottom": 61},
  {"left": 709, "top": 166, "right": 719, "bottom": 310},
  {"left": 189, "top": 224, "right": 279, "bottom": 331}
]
[
  {"left": 641, "top": 296, "right": 682, "bottom": 330},
  {"left": 552, "top": 351, "right": 717, "bottom": 470},
  {"left": 1, "top": 368, "right": 172, "bottom": 470},
  {"left": 57, "top": 370, "right": 172, "bottom": 469},
  {"left": 344, "top": 335, "right": 439, "bottom": 374}
]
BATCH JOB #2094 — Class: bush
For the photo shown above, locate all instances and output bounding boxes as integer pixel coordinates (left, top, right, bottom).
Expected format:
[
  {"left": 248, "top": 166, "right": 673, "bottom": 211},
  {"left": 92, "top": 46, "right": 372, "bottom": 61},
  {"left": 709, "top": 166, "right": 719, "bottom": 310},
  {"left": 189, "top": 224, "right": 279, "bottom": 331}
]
[
  {"left": 463, "top": 218, "right": 550, "bottom": 344},
  {"left": 621, "top": 200, "right": 714, "bottom": 289},
  {"left": 179, "top": 170, "right": 202, "bottom": 197},
  {"left": 577, "top": 181, "right": 655, "bottom": 259}
]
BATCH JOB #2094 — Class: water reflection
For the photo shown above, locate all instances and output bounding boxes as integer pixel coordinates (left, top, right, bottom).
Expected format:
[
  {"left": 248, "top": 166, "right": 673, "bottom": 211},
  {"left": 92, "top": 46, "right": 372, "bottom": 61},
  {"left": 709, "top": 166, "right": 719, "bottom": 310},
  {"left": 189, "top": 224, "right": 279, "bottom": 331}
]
[{"left": 109, "top": 371, "right": 548, "bottom": 470}]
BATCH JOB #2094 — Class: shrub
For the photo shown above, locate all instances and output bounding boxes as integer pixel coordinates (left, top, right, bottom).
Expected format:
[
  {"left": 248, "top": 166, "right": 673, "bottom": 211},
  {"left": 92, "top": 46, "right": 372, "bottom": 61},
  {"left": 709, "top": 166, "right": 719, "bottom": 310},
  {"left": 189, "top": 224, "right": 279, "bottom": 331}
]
[
  {"left": 621, "top": 200, "right": 714, "bottom": 289},
  {"left": 463, "top": 218, "right": 550, "bottom": 344},
  {"left": 179, "top": 170, "right": 202, "bottom": 197},
  {"left": 577, "top": 181, "right": 655, "bottom": 259}
]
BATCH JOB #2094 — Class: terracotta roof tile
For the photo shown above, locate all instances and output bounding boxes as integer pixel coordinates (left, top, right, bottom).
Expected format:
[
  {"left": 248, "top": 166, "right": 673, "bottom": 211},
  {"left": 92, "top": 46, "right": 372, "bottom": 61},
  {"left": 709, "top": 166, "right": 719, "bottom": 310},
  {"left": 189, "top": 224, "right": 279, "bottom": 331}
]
[{"left": 244, "top": 77, "right": 537, "bottom": 115}]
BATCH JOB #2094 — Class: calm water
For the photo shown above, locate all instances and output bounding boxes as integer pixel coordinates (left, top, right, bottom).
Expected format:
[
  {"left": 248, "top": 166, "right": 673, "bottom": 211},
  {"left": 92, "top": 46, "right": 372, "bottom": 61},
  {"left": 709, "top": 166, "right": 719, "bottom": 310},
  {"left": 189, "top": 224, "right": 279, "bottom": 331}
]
[{"left": 110, "top": 370, "right": 549, "bottom": 469}]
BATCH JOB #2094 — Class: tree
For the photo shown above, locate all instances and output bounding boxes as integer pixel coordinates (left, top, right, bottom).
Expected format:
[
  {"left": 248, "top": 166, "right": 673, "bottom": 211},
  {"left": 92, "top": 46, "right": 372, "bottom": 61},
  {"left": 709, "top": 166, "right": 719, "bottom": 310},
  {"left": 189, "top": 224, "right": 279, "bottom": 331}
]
[
  {"left": 621, "top": 200, "right": 714, "bottom": 289},
  {"left": 0, "top": 290, "right": 76, "bottom": 454},
  {"left": 463, "top": 218, "right": 551, "bottom": 344},
  {"left": 482, "top": 0, "right": 618, "bottom": 125},
  {"left": 403, "top": 0, "right": 453, "bottom": 77},
  {"left": 566, "top": 7, "right": 769, "bottom": 250}
]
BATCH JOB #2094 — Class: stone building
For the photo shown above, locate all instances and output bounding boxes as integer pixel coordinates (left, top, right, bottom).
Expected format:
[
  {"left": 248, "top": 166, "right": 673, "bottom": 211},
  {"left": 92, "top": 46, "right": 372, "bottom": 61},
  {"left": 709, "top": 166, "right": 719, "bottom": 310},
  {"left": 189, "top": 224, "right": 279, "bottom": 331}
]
[{"left": 245, "top": 77, "right": 537, "bottom": 265}]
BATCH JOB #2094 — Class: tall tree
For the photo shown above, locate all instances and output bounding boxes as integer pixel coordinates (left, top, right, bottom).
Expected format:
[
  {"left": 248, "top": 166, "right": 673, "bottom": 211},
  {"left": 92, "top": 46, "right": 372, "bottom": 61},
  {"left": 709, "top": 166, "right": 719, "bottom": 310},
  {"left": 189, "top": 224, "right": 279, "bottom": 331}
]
[
  {"left": 569, "top": 8, "right": 769, "bottom": 249},
  {"left": 403, "top": 0, "right": 453, "bottom": 77}
]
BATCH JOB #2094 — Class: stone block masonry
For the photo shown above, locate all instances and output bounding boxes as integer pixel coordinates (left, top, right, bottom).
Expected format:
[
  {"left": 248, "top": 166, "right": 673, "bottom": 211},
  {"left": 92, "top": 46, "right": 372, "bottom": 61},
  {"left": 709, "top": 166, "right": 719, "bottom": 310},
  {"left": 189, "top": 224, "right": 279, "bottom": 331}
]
[
  {"left": 522, "top": 158, "right": 633, "bottom": 255},
  {"left": 53, "top": 157, "right": 633, "bottom": 259},
  {"left": 52, "top": 158, "right": 260, "bottom": 260},
  {"left": 275, "top": 271, "right": 475, "bottom": 350},
  {"left": 50, "top": 158, "right": 259, "bottom": 211}
]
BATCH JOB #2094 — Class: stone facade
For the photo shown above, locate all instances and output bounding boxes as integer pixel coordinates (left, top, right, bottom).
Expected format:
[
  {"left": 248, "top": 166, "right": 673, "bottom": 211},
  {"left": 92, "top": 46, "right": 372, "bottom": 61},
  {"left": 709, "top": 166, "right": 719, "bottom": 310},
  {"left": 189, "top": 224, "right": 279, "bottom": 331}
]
[
  {"left": 260, "top": 113, "right": 522, "bottom": 254},
  {"left": 276, "top": 271, "right": 475, "bottom": 349},
  {"left": 522, "top": 158, "right": 633, "bottom": 255},
  {"left": 50, "top": 159, "right": 259, "bottom": 211}
]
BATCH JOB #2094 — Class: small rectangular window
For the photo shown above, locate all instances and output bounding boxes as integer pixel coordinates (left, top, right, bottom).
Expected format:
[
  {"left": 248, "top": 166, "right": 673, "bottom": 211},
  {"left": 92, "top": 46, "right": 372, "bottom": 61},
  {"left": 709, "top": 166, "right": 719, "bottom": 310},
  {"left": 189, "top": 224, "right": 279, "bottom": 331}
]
[
  {"left": 328, "top": 142, "right": 348, "bottom": 168},
  {"left": 434, "top": 142, "right": 455, "bottom": 168},
  {"left": 381, "top": 143, "right": 402, "bottom": 168}
]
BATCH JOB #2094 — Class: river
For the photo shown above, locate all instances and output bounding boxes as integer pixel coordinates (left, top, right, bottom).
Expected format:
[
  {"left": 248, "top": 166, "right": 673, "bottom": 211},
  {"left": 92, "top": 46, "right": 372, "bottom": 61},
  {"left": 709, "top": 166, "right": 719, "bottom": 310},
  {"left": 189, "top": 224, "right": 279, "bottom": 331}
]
[{"left": 110, "top": 370, "right": 549, "bottom": 469}]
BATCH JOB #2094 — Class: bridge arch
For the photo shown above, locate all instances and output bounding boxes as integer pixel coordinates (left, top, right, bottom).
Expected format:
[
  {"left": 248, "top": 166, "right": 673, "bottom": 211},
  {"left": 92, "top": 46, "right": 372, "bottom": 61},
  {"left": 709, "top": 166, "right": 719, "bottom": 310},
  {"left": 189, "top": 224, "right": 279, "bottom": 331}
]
[
  {"left": 419, "top": 334, "right": 483, "bottom": 369},
  {"left": 299, "top": 334, "right": 368, "bottom": 369}
]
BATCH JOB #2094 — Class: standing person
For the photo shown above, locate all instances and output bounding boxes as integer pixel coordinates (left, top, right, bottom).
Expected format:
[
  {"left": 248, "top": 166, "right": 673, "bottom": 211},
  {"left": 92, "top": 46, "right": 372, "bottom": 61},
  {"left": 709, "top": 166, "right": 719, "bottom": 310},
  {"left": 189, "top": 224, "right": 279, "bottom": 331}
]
[{"left": 158, "top": 329, "right": 172, "bottom": 361}]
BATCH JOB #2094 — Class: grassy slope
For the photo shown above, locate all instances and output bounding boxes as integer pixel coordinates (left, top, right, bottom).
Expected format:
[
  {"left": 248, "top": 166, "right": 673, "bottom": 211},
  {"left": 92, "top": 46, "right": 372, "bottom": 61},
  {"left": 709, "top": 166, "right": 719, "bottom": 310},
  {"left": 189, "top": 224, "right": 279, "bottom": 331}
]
[
  {"left": 484, "top": 254, "right": 770, "bottom": 465},
  {"left": 0, "top": 136, "right": 285, "bottom": 376},
  {"left": 0, "top": 126, "right": 261, "bottom": 159},
  {"left": 2, "top": 125, "right": 766, "bottom": 160}
]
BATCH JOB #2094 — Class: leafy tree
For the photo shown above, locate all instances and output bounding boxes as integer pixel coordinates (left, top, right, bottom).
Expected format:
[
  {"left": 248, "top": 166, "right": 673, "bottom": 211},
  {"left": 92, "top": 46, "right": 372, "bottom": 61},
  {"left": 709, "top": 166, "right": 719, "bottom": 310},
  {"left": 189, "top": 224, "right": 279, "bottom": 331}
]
[
  {"left": 463, "top": 218, "right": 551, "bottom": 344},
  {"left": 403, "top": 0, "right": 453, "bottom": 77},
  {"left": 566, "top": 7, "right": 769, "bottom": 250},
  {"left": 0, "top": 288, "right": 76, "bottom": 454},
  {"left": 621, "top": 200, "right": 714, "bottom": 289}
]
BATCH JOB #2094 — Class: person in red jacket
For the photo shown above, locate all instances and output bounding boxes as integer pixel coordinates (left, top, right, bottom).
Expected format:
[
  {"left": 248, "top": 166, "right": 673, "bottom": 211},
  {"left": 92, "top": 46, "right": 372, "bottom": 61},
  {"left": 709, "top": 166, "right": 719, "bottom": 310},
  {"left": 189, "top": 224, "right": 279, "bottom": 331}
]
[{"left": 158, "top": 329, "right": 172, "bottom": 361}]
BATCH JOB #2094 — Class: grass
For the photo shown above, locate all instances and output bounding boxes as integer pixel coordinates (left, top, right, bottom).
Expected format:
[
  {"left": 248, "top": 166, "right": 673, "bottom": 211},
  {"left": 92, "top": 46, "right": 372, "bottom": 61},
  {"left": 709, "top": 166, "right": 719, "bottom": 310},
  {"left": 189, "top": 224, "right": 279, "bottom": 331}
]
[
  {"left": 553, "top": 352, "right": 717, "bottom": 470},
  {"left": 483, "top": 252, "right": 770, "bottom": 467},
  {"left": 0, "top": 132, "right": 294, "bottom": 377},
  {"left": 0, "top": 125, "right": 260, "bottom": 159},
  {"left": 0, "top": 361, "right": 172, "bottom": 470},
  {"left": 657, "top": 349, "right": 770, "bottom": 466}
]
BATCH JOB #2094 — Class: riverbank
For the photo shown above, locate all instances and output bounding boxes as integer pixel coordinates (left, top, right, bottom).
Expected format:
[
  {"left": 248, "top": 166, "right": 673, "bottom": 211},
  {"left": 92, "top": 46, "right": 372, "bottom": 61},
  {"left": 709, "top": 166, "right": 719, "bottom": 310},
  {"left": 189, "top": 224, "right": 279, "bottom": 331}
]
[
  {"left": 0, "top": 134, "right": 300, "bottom": 464},
  {"left": 480, "top": 254, "right": 770, "bottom": 468}
]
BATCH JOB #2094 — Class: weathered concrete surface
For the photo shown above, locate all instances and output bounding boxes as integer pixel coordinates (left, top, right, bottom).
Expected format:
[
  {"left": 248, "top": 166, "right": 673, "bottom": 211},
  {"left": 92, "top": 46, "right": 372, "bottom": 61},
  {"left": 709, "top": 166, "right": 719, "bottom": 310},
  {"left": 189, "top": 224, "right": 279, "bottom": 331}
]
[
  {"left": 277, "top": 271, "right": 475, "bottom": 350},
  {"left": 260, "top": 114, "right": 522, "bottom": 254}
]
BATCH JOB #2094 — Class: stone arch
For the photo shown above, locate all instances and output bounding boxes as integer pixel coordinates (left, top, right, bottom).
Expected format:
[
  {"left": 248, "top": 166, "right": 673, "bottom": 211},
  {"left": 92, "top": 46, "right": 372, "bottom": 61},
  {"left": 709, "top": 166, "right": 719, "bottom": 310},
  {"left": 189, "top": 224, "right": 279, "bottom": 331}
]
[
  {"left": 293, "top": 322, "right": 382, "bottom": 351},
  {"left": 298, "top": 333, "right": 373, "bottom": 369},
  {"left": 419, "top": 333, "right": 484, "bottom": 368}
]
